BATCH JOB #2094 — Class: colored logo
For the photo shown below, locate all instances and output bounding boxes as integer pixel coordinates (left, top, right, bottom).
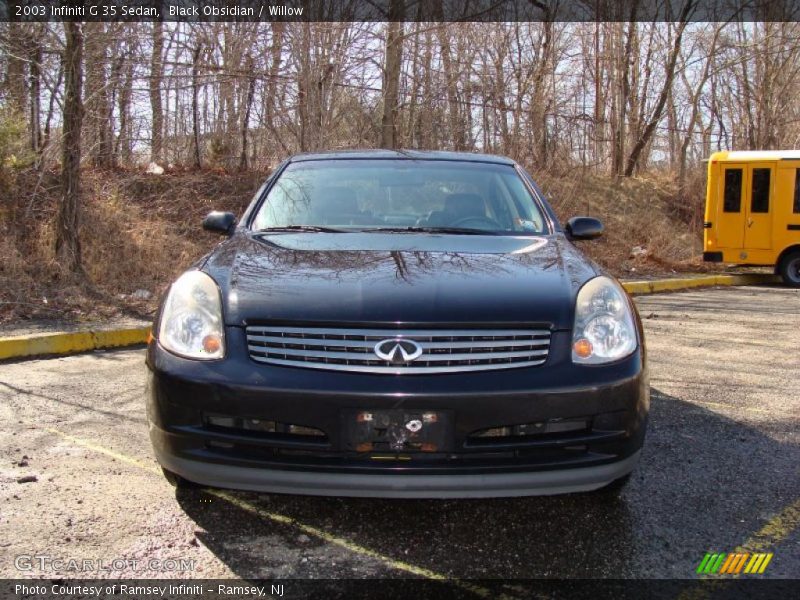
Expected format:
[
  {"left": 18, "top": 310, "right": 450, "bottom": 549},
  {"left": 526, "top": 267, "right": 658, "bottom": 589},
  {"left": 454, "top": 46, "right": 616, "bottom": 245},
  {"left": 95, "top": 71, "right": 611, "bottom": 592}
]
[{"left": 697, "top": 552, "right": 773, "bottom": 575}]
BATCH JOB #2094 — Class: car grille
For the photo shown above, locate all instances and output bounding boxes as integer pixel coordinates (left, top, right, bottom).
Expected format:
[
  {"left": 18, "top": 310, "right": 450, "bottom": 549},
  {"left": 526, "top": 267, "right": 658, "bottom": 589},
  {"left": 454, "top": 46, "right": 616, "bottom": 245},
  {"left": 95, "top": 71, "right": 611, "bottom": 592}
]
[{"left": 245, "top": 325, "right": 551, "bottom": 374}]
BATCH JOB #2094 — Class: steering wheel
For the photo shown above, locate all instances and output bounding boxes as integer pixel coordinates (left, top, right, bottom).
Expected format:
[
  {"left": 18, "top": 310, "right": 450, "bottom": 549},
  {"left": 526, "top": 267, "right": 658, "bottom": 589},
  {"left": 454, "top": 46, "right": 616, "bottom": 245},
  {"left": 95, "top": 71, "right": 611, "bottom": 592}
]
[{"left": 449, "top": 215, "right": 502, "bottom": 230}]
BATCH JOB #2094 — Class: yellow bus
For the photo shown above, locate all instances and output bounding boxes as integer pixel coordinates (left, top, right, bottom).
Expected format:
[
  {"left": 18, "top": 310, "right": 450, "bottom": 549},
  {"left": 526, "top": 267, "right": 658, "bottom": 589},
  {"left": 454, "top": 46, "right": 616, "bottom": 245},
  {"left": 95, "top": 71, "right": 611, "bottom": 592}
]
[{"left": 703, "top": 150, "right": 800, "bottom": 286}]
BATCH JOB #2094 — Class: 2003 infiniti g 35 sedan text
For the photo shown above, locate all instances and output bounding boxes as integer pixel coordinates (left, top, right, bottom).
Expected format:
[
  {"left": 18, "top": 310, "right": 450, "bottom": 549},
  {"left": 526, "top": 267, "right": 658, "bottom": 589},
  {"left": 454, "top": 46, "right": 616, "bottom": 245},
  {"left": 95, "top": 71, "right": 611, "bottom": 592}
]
[{"left": 146, "top": 150, "right": 648, "bottom": 498}]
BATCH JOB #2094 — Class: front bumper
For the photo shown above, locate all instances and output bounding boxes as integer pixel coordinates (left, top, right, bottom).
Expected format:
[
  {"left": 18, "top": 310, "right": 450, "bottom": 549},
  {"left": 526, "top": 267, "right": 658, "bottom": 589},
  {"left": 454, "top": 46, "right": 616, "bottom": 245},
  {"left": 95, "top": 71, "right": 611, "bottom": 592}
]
[
  {"left": 155, "top": 447, "right": 641, "bottom": 498},
  {"left": 146, "top": 327, "right": 648, "bottom": 498}
]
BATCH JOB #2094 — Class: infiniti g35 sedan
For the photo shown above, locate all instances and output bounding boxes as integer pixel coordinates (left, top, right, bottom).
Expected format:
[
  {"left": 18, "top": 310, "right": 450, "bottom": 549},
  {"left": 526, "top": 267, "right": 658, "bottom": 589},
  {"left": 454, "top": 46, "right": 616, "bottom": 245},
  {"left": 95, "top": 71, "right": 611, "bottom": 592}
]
[{"left": 146, "top": 150, "right": 648, "bottom": 498}]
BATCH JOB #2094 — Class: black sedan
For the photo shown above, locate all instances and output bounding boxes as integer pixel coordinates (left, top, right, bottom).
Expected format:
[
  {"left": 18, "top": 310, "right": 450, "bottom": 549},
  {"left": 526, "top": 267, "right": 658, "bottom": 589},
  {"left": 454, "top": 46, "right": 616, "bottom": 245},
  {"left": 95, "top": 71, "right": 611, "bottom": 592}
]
[{"left": 146, "top": 150, "right": 648, "bottom": 498}]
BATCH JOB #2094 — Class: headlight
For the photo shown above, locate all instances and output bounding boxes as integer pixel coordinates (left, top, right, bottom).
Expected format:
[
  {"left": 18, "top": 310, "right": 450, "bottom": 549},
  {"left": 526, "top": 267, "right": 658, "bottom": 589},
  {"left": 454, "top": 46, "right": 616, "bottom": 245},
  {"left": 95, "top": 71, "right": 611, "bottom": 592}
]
[
  {"left": 572, "top": 276, "right": 637, "bottom": 364},
  {"left": 158, "top": 271, "right": 225, "bottom": 360}
]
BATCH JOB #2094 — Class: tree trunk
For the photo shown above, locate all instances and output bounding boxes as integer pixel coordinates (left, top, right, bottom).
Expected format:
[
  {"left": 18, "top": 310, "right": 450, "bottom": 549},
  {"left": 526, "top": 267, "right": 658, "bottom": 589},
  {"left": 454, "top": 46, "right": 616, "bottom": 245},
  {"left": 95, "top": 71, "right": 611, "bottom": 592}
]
[
  {"left": 436, "top": 21, "right": 464, "bottom": 150},
  {"left": 612, "top": 21, "right": 632, "bottom": 176},
  {"left": 419, "top": 28, "right": 434, "bottom": 149},
  {"left": 381, "top": 1, "right": 405, "bottom": 149},
  {"left": 240, "top": 55, "right": 256, "bottom": 170},
  {"left": 84, "top": 23, "right": 113, "bottom": 167},
  {"left": 593, "top": 21, "right": 603, "bottom": 169},
  {"left": 43, "top": 58, "right": 64, "bottom": 155},
  {"left": 405, "top": 19, "right": 422, "bottom": 148},
  {"left": 115, "top": 53, "right": 134, "bottom": 164},
  {"left": 55, "top": 23, "right": 84, "bottom": 275},
  {"left": 29, "top": 27, "right": 43, "bottom": 165},
  {"left": 5, "top": 24, "right": 29, "bottom": 117},
  {"left": 149, "top": 21, "right": 164, "bottom": 163},
  {"left": 297, "top": 24, "right": 311, "bottom": 152},
  {"left": 192, "top": 43, "right": 203, "bottom": 168}
]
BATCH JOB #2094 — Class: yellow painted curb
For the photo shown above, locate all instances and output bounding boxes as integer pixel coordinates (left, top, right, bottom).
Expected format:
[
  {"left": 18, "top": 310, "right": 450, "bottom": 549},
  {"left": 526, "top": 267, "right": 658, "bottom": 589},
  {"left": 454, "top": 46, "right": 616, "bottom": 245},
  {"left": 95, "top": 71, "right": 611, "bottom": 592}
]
[
  {"left": 622, "top": 273, "right": 780, "bottom": 295},
  {"left": 0, "top": 326, "right": 150, "bottom": 361}
]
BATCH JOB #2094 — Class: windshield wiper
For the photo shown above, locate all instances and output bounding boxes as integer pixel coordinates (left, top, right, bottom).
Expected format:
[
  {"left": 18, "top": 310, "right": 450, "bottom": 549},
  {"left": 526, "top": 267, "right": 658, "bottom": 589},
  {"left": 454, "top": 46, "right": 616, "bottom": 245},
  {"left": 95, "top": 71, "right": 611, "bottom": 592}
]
[
  {"left": 256, "top": 225, "right": 349, "bottom": 233},
  {"left": 358, "top": 226, "right": 499, "bottom": 235}
]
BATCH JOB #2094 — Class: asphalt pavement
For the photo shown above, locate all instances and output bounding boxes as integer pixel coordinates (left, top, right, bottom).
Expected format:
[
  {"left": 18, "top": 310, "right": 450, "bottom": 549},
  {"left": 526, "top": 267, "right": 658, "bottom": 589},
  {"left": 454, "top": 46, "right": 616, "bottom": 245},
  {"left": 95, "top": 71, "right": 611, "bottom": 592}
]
[{"left": 0, "top": 285, "right": 797, "bottom": 585}]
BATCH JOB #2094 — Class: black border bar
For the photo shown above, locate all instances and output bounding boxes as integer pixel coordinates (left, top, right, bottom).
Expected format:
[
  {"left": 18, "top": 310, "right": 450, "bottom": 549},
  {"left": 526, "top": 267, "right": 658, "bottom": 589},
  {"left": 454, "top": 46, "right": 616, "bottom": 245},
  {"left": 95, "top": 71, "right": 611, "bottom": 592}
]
[
  {"left": 6, "top": 0, "right": 800, "bottom": 22},
  {"left": 2, "top": 579, "right": 799, "bottom": 600}
]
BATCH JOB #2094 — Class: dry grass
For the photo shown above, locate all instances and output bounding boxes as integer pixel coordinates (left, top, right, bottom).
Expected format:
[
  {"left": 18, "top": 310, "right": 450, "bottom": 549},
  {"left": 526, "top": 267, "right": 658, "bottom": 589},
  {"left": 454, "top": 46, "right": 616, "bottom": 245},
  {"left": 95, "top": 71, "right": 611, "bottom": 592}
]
[
  {"left": 0, "top": 168, "right": 263, "bottom": 324},
  {"left": 0, "top": 166, "right": 715, "bottom": 325},
  {"left": 535, "top": 168, "right": 716, "bottom": 277}
]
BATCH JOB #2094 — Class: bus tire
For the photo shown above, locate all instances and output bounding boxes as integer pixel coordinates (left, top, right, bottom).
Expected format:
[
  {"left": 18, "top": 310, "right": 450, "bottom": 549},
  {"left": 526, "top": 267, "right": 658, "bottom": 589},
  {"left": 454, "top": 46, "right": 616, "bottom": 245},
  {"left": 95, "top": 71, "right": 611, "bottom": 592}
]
[{"left": 778, "top": 250, "right": 800, "bottom": 287}]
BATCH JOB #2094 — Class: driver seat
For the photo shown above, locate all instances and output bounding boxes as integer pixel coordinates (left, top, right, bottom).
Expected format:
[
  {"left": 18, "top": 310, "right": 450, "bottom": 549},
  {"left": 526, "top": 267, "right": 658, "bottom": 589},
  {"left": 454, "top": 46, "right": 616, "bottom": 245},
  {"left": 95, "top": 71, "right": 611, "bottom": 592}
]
[
  {"left": 309, "top": 187, "right": 372, "bottom": 225},
  {"left": 425, "top": 193, "right": 487, "bottom": 227}
]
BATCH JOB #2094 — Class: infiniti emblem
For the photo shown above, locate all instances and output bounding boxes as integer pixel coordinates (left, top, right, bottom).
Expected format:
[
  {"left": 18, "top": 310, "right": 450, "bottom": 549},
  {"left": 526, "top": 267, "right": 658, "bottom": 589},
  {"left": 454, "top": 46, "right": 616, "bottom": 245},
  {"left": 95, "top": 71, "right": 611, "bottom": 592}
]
[{"left": 373, "top": 339, "right": 423, "bottom": 365}]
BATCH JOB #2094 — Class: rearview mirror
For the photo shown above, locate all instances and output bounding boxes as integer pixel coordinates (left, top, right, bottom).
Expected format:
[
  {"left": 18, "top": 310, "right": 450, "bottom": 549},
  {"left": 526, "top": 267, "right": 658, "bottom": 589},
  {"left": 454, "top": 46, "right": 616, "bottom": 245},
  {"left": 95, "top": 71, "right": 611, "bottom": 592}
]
[
  {"left": 202, "top": 211, "right": 236, "bottom": 236},
  {"left": 378, "top": 170, "right": 426, "bottom": 187},
  {"left": 566, "top": 217, "right": 604, "bottom": 240}
]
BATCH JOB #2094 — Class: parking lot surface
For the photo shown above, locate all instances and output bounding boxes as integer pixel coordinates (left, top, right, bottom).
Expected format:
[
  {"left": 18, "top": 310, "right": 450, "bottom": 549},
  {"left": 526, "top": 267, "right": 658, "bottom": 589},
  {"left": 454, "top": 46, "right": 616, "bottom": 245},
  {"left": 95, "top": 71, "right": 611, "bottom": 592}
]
[{"left": 0, "top": 286, "right": 797, "bottom": 582}]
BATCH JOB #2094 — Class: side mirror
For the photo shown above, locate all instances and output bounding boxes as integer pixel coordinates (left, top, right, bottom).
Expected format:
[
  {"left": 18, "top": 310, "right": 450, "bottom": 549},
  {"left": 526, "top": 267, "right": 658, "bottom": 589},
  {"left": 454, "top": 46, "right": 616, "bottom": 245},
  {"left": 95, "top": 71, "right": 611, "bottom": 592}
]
[
  {"left": 202, "top": 211, "right": 236, "bottom": 236},
  {"left": 566, "top": 216, "right": 604, "bottom": 240}
]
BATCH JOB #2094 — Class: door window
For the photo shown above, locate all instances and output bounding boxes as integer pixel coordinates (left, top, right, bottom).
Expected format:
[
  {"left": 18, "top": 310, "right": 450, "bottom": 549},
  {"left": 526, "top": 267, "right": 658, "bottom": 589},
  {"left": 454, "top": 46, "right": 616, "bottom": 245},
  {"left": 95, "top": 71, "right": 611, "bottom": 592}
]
[
  {"left": 750, "top": 168, "right": 771, "bottom": 213},
  {"left": 794, "top": 168, "right": 800, "bottom": 213},
  {"left": 723, "top": 169, "right": 742, "bottom": 212}
]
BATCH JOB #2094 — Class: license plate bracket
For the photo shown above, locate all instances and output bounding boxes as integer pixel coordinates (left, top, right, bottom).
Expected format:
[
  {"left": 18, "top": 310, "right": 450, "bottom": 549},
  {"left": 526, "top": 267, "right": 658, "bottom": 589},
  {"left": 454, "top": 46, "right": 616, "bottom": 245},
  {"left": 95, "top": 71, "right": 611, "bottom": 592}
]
[{"left": 343, "top": 409, "right": 452, "bottom": 453}]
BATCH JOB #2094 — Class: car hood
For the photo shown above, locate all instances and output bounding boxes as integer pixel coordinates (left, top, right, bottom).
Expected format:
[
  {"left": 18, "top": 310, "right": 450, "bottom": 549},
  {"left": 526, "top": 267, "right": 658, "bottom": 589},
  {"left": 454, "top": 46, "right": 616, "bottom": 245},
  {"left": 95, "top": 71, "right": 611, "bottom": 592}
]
[{"left": 203, "top": 232, "right": 599, "bottom": 330}]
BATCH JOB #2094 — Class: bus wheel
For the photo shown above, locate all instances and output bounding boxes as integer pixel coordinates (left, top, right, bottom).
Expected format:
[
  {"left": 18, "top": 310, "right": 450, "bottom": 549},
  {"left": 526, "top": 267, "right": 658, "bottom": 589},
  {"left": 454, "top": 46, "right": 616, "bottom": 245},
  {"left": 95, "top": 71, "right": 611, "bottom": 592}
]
[{"left": 778, "top": 250, "right": 800, "bottom": 287}]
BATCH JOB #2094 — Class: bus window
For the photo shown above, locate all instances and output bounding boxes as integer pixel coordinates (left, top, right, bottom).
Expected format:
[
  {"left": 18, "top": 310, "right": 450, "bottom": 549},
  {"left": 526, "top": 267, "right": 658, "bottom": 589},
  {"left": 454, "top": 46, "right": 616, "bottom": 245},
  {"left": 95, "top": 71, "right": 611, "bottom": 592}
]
[
  {"left": 724, "top": 169, "right": 742, "bottom": 212},
  {"left": 794, "top": 168, "right": 800, "bottom": 213},
  {"left": 751, "top": 168, "right": 771, "bottom": 213}
]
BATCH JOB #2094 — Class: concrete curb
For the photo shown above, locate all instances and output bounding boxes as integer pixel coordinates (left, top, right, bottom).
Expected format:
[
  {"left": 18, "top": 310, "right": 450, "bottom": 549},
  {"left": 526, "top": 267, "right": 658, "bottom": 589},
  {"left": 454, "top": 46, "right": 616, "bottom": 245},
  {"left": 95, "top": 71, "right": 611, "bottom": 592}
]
[
  {"left": 0, "top": 326, "right": 150, "bottom": 361},
  {"left": 622, "top": 273, "right": 780, "bottom": 295},
  {"left": 0, "top": 273, "right": 781, "bottom": 361}
]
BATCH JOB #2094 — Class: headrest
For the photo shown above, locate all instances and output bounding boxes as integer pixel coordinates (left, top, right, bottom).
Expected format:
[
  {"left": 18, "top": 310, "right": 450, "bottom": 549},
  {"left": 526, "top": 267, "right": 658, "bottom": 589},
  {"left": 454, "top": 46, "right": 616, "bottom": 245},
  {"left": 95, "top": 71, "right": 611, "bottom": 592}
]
[
  {"left": 444, "top": 193, "right": 486, "bottom": 217},
  {"left": 313, "top": 187, "right": 358, "bottom": 214}
]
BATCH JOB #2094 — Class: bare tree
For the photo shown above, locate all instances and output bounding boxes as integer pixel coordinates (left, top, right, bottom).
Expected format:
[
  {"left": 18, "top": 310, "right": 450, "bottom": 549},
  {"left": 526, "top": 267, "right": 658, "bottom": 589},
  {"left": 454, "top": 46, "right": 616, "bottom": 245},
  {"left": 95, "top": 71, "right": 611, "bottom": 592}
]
[
  {"left": 4, "top": 23, "right": 28, "bottom": 117},
  {"left": 55, "top": 22, "right": 84, "bottom": 275},
  {"left": 149, "top": 21, "right": 164, "bottom": 163},
  {"left": 240, "top": 52, "right": 256, "bottom": 169},
  {"left": 112, "top": 28, "right": 135, "bottom": 165},
  {"left": 191, "top": 40, "right": 203, "bottom": 168},
  {"left": 28, "top": 24, "right": 44, "bottom": 164},
  {"left": 5, "top": 17, "right": 800, "bottom": 189},
  {"left": 380, "top": 0, "right": 404, "bottom": 149},
  {"left": 84, "top": 23, "right": 114, "bottom": 167},
  {"left": 624, "top": 3, "right": 694, "bottom": 176}
]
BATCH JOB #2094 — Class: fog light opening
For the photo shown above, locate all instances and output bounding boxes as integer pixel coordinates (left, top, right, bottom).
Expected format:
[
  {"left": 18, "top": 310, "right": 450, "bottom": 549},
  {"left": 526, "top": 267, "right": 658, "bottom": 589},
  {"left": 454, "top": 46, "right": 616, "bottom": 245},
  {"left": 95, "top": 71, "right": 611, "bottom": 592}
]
[{"left": 205, "top": 415, "right": 326, "bottom": 438}]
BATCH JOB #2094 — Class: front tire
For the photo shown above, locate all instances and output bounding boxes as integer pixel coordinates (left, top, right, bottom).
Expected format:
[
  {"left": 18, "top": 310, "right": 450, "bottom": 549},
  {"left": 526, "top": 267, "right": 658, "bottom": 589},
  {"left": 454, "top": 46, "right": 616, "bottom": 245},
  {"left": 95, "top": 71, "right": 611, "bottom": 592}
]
[
  {"left": 593, "top": 473, "right": 633, "bottom": 497},
  {"left": 778, "top": 250, "right": 800, "bottom": 287},
  {"left": 161, "top": 467, "right": 200, "bottom": 489}
]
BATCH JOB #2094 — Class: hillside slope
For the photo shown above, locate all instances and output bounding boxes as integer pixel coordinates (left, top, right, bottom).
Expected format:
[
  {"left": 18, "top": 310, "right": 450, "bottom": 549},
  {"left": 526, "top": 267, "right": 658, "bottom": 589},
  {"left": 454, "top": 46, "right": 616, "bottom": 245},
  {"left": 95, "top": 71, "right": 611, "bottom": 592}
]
[{"left": 0, "top": 168, "right": 712, "bottom": 324}]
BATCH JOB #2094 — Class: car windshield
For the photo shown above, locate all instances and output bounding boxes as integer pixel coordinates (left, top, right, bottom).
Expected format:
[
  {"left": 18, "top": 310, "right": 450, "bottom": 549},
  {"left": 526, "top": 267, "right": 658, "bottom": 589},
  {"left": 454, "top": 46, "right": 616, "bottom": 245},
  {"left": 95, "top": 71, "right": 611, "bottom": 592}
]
[{"left": 251, "top": 159, "right": 548, "bottom": 235}]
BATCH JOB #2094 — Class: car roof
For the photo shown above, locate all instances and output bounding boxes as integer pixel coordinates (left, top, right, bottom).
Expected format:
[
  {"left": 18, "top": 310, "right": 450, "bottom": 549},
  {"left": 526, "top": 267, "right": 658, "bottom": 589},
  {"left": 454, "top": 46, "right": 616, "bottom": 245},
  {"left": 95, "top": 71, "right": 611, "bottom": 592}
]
[{"left": 288, "top": 149, "right": 517, "bottom": 165}]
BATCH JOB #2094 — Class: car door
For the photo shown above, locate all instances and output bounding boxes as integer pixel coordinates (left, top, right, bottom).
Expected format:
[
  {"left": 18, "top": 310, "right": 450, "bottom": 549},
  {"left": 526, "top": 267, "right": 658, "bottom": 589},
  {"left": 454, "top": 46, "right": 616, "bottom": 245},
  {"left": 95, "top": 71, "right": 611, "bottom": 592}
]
[
  {"left": 717, "top": 163, "right": 746, "bottom": 249},
  {"left": 743, "top": 163, "right": 774, "bottom": 250}
]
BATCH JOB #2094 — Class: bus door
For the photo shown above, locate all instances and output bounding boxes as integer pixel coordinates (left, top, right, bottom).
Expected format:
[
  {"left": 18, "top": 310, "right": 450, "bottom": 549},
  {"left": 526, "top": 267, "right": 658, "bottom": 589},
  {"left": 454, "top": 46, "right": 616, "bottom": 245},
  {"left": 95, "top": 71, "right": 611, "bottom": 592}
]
[
  {"left": 743, "top": 163, "right": 773, "bottom": 250},
  {"left": 717, "top": 163, "right": 746, "bottom": 249}
]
